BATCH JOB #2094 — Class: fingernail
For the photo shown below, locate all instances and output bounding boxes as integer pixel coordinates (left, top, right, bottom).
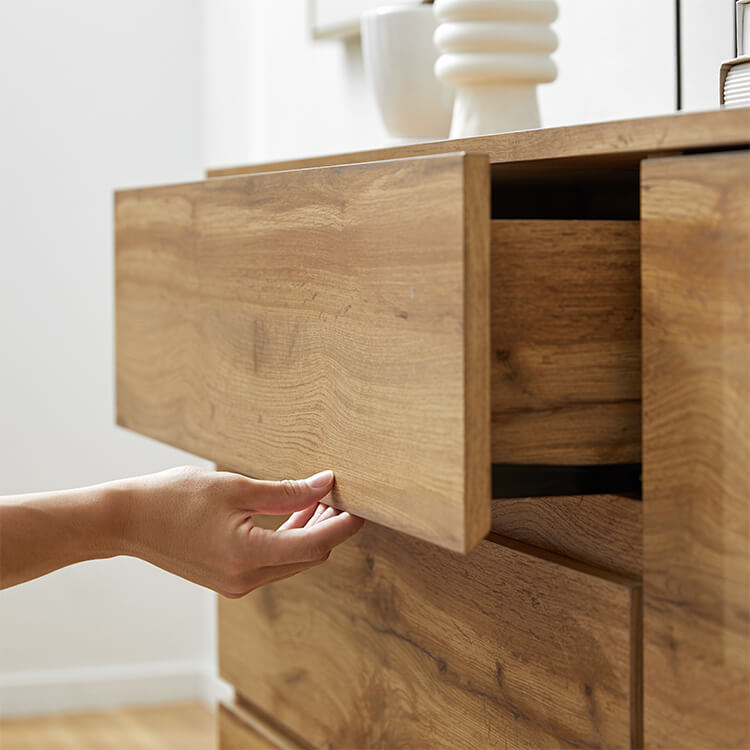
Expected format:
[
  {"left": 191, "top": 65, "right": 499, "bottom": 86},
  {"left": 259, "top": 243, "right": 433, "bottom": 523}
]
[{"left": 306, "top": 470, "right": 334, "bottom": 489}]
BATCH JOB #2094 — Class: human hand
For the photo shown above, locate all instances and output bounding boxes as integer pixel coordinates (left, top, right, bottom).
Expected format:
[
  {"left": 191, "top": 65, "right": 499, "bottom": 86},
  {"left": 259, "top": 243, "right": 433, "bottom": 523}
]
[{"left": 114, "top": 466, "right": 363, "bottom": 598}]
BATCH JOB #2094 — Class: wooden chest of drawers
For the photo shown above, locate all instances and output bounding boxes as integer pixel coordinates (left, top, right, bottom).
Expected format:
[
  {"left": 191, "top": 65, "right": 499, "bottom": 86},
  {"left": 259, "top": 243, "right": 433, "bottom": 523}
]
[{"left": 114, "top": 109, "right": 750, "bottom": 749}]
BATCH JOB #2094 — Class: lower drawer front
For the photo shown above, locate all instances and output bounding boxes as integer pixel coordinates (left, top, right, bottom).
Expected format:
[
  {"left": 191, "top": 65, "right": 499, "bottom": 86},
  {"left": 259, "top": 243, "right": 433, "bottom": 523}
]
[
  {"left": 219, "top": 701, "right": 304, "bottom": 750},
  {"left": 219, "top": 703, "right": 279, "bottom": 750},
  {"left": 219, "top": 523, "right": 640, "bottom": 749}
]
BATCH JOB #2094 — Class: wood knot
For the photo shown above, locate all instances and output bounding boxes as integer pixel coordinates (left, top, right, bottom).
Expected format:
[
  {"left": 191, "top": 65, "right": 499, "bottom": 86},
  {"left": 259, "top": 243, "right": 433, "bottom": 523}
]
[{"left": 496, "top": 662, "right": 504, "bottom": 686}]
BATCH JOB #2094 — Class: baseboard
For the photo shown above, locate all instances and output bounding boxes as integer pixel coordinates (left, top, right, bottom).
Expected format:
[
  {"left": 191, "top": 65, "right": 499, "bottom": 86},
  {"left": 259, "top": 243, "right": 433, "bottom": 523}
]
[{"left": 0, "top": 659, "right": 230, "bottom": 717}]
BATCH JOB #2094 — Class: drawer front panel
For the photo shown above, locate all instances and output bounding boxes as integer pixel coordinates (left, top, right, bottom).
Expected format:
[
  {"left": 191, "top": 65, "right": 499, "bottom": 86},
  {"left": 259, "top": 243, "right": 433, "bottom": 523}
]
[
  {"left": 219, "top": 703, "right": 279, "bottom": 750},
  {"left": 220, "top": 522, "right": 640, "bottom": 749},
  {"left": 492, "top": 494, "right": 642, "bottom": 578},
  {"left": 115, "top": 153, "right": 490, "bottom": 552},
  {"left": 219, "top": 701, "right": 304, "bottom": 750},
  {"left": 642, "top": 152, "right": 750, "bottom": 748}
]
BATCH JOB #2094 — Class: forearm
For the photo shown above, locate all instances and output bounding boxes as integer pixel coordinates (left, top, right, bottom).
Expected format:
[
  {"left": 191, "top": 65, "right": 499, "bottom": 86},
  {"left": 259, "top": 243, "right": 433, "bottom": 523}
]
[
  {"left": 0, "top": 481, "right": 128, "bottom": 589},
  {"left": 0, "top": 466, "right": 362, "bottom": 596}
]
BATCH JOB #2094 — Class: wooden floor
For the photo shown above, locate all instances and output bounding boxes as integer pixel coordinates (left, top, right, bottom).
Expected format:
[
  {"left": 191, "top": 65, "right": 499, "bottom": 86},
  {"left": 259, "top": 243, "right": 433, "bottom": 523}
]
[{"left": 0, "top": 702, "right": 215, "bottom": 750}]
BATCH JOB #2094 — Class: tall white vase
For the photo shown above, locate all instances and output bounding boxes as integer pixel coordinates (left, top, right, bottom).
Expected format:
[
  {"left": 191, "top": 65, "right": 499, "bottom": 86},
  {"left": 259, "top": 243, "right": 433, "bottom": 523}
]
[{"left": 433, "top": 0, "right": 559, "bottom": 138}]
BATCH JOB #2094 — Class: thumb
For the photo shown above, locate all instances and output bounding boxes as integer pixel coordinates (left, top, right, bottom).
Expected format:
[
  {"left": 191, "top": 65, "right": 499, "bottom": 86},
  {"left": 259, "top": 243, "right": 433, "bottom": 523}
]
[{"left": 246, "top": 470, "right": 335, "bottom": 514}]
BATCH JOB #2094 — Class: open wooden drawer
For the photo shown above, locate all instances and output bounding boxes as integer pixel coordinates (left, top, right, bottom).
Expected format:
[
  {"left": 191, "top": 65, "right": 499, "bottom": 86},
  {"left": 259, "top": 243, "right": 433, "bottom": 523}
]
[
  {"left": 115, "top": 152, "right": 641, "bottom": 553},
  {"left": 116, "top": 153, "right": 491, "bottom": 552}
]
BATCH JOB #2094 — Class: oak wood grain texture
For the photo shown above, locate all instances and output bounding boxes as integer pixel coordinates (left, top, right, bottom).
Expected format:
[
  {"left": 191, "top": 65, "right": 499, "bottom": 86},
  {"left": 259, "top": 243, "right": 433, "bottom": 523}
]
[
  {"left": 207, "top": 108, "right": 750, "bottom": 178},
  {"left": 464, "top": 155, "right": 491, "bottom": 543},
  {"left": 641, "top": 151, "right": 750, "bottom": 749},
  {"left": 490, "top": 220, "right": 641, "bottom": 464},
  {"left": 219, "top": 523, "right": 641, "bottom": 749},
  {"left": 0, "top": 703, "right": 214, "bottom": 750},
  {"left": 116, "top": 153, "right": 490, "bottom": 553},
  {"left": 491, "top": 495, "right": 642, "bottom": 578},
  {"left": 219, "top": 701, "right": 305, "bottom": 750}
]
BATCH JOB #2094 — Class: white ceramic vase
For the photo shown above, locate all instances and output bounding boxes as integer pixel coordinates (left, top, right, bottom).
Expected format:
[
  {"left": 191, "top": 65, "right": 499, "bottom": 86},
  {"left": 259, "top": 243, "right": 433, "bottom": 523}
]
[
  {"left": 433, "top": 0, "right": 559, "bottom": 138},
  {"left": 361, "top": 5, "right": 454, "bottom": 141}
]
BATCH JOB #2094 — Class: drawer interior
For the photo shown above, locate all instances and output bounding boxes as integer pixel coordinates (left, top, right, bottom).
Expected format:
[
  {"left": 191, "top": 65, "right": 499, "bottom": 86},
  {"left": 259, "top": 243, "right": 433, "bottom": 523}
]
[
  {"left": 489, "top": 219, "right": 640, "bottom": 476},
  {"left": 490, "top": 156, "right": 640, "bottom": 220}
]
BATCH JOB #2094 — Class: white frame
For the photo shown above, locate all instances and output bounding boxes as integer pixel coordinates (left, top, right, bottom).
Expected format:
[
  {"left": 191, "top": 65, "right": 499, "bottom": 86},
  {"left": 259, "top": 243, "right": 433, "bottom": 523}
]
[
  {"left": 737, "top": 0, "right": 750, "bottom": 55},
  {"left": 309, "top": 0, "right": 424, "bottom": 40}
]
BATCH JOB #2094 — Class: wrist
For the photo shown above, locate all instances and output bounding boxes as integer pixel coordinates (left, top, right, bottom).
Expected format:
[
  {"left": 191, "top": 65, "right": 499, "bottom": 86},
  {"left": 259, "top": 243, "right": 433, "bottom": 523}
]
[{"left": 87, "top": 480, "right": 137, "bottom": 559}]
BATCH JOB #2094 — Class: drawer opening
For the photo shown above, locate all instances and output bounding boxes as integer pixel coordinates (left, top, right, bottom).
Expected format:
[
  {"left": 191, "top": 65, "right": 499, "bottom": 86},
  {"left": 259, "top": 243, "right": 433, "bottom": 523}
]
[
  {"left": 491, "top": 463, "right": 641, "bottom": 499},
  {"left": 490, "top": 157, "right": 640, "bottom": 220},
  {"left": 488, "top": 218, "right": 641, "bottom": 497}
]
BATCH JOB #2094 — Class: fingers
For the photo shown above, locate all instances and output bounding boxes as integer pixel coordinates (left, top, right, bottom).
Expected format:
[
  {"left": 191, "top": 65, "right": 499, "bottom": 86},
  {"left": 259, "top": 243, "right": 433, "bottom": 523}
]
[
  {"left": 277, "top": 503, "right": 320, "bottom": 531},
  {"left": 256, "top": 557, "right": 328, "bottom": 587},
  {"left": 312, "top": 505, "right": 338, "bottom": 525},
  {"left": 225, "top": 555, "right": 328, "bottom": 598},
  {"left": 278, "top": 503, "right": 339, "bottom": 532},
  {"left": 220, "top": 557, "right": 325, "bottom": 599},
  {"left": 224, "top": 509, "right": 364, "bottom": 598},
  {"left": 254, "top": 511, "right": 365, "bottom": 566},
  {"left": 245, "top": 470, "right": 335, "bottom": 515}
]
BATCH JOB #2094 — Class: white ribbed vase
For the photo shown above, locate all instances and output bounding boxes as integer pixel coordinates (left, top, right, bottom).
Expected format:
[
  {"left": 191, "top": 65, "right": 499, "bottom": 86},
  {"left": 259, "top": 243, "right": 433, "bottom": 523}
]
[{"left": 433, "top": 0, "right": 559, "bottom": 137}]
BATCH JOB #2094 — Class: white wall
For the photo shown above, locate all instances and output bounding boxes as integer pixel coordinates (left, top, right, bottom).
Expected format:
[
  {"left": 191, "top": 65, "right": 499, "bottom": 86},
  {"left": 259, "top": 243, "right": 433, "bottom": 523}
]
[
  {"left": 540, "top": 0, "right": 677, "bottom": 127},
  {"left": 204, "top": 0, "right": 680, "bottom": 172},
  {"left": 209, "top": 0, "right": 733, "bottom": 173},
  {"left": 0, "top": 0, "right": 215, "bottom": 716},
  {"left": 204, "top": 0, "right": 391, "bottom": 169},
  {"left": 202, "top": 1, "right": 255, "bottom": 168},
  {"left": 680, "top": 0, "right": 736, "bottom": 110}
]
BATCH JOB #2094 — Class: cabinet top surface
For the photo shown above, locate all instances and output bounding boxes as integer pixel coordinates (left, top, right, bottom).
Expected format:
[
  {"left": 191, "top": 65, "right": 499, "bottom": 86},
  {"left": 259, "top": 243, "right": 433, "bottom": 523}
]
[{"left": 208, "top": 108, "right": 750, "bottom": 179}]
